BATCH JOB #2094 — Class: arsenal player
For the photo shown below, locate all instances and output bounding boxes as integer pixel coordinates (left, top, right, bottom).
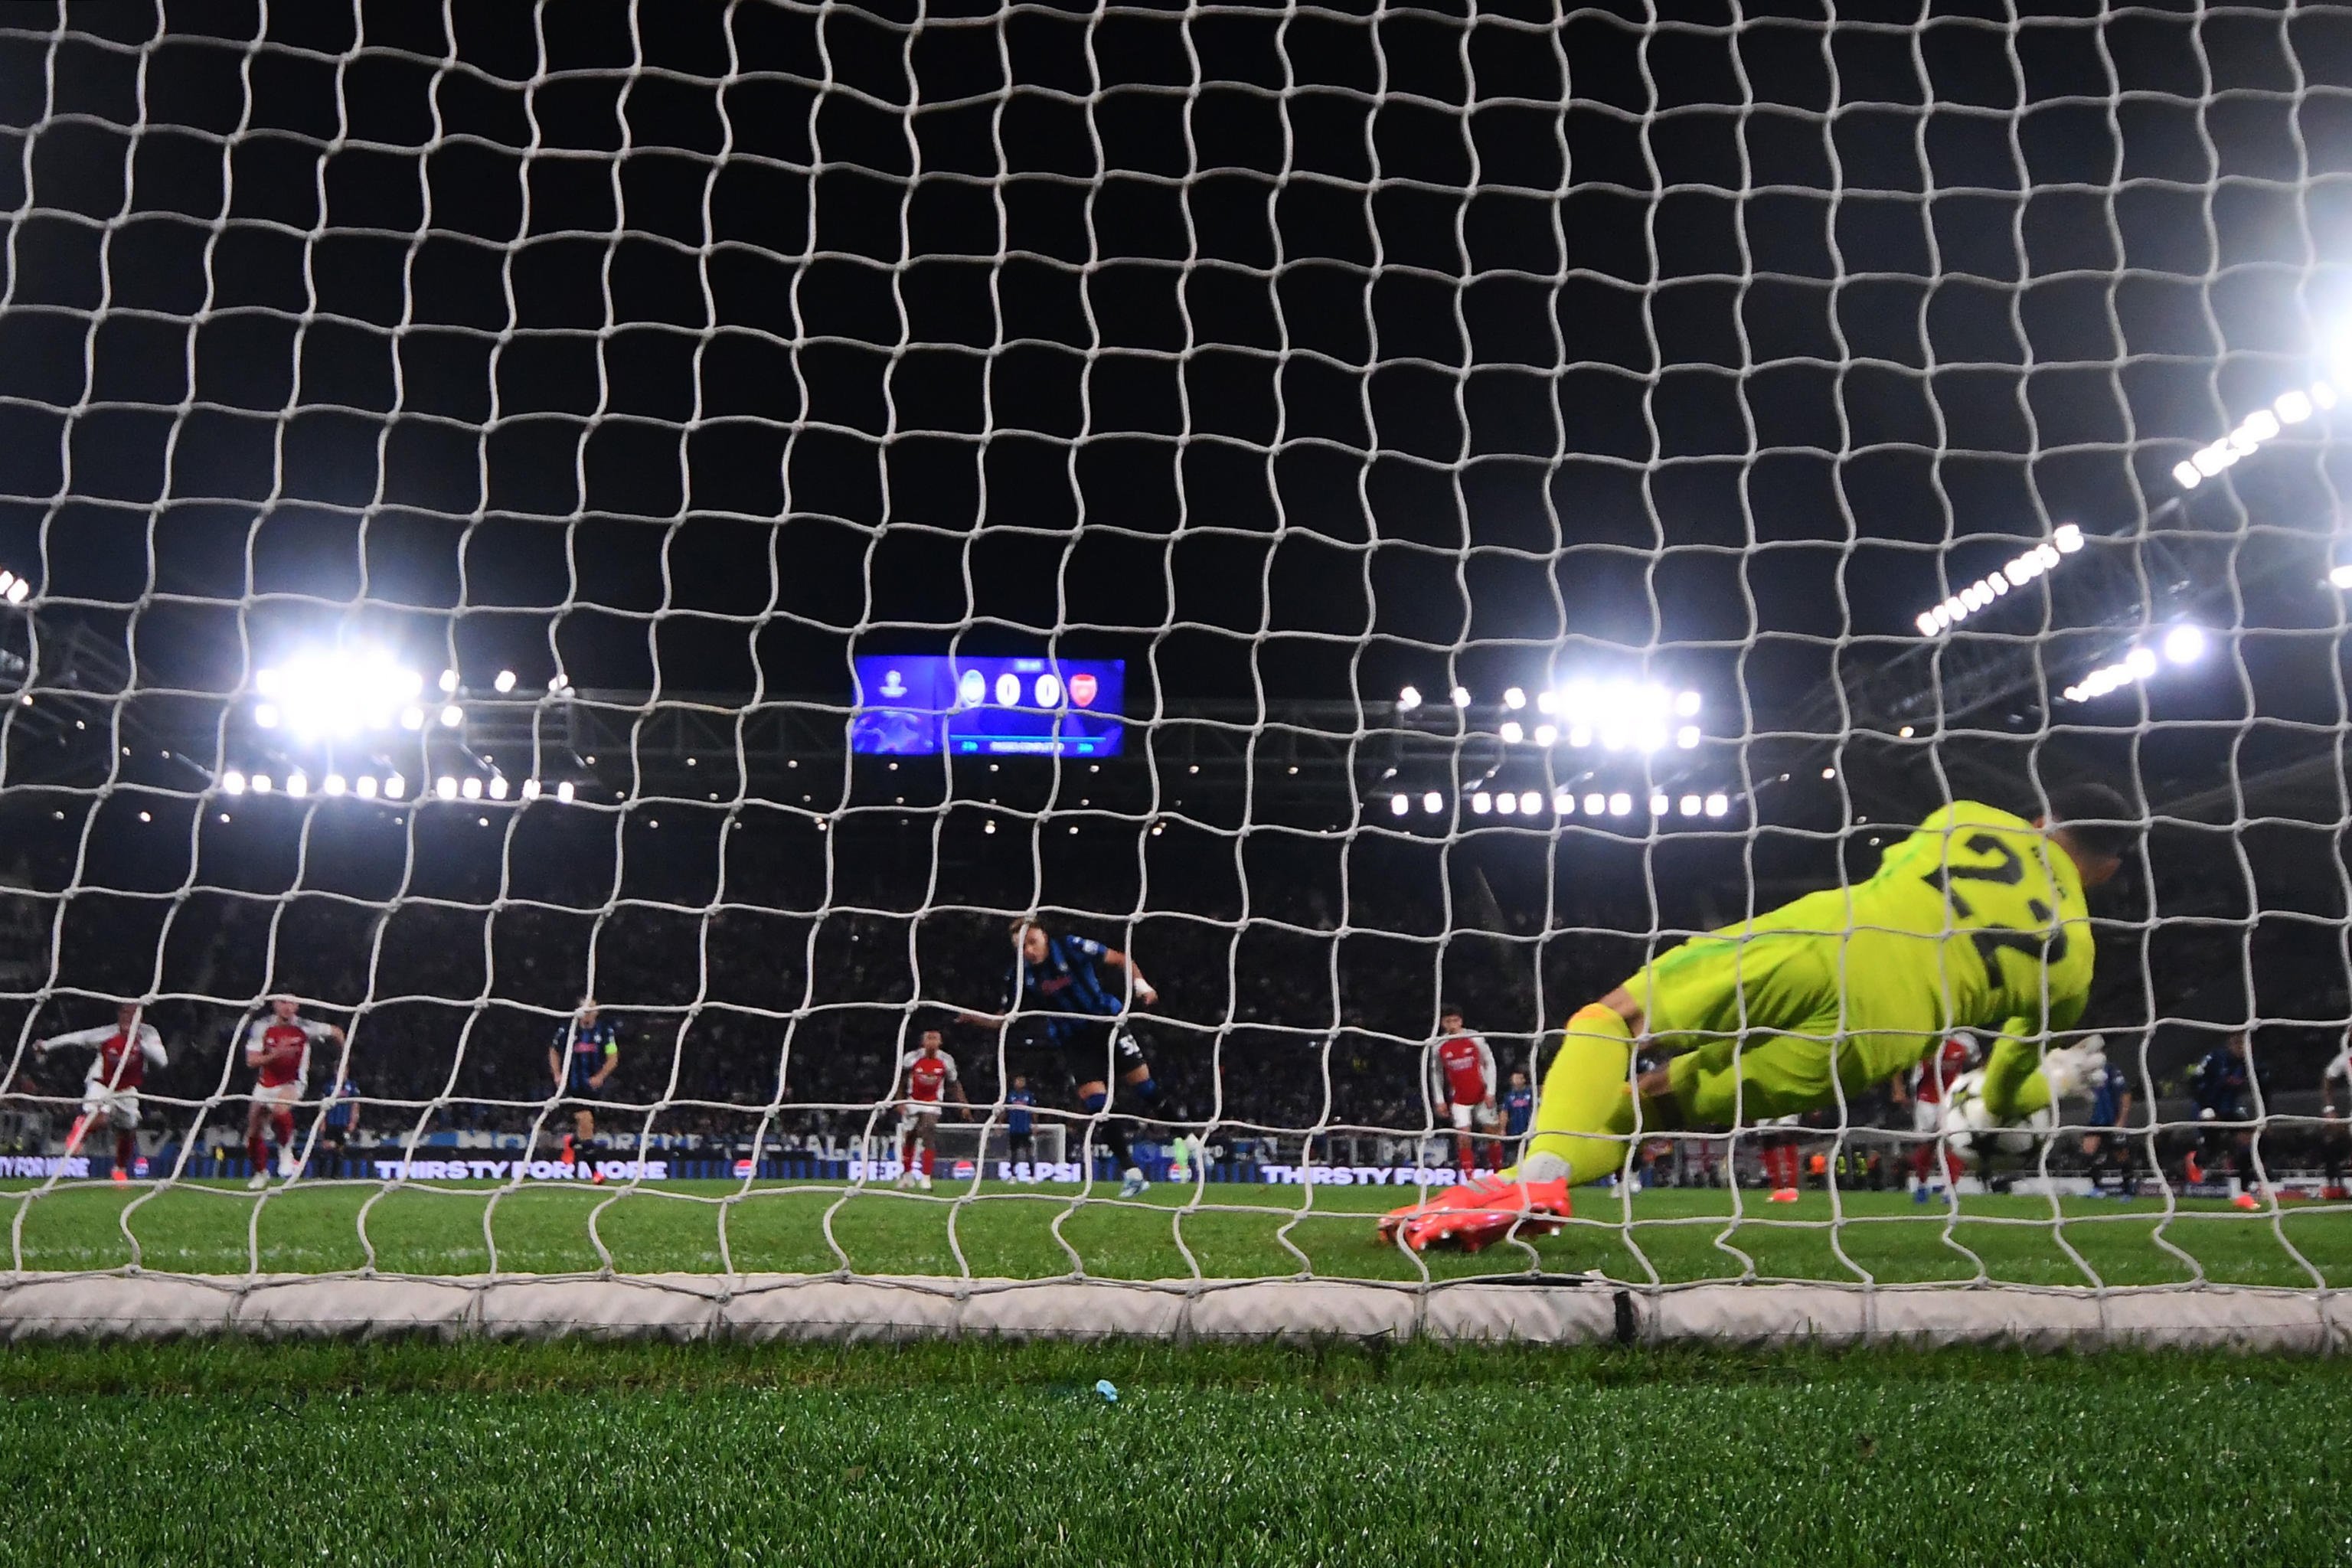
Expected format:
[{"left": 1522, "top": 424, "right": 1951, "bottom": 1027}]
[
  {"left": 1896, "top": 1033, "right": 1978, "bottom": 1200},
  {"left": 893, "top": 1027, "right": 970, "bottom": 1191},
  {"left": 36, "top": 1001, "right": 167, "bottom": 1182},
  {"left": 240, "top": 995, "right": 343, "bottom": 1187},
  {"left": 1427, "top": 1009, "right": 1498, "bottom": 1177}
]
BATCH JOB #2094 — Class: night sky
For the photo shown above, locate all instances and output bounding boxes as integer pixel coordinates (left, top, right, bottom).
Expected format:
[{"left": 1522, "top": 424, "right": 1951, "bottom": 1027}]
[{"left": 4, "top": 1, "right": 2352, "bottom": 1095}]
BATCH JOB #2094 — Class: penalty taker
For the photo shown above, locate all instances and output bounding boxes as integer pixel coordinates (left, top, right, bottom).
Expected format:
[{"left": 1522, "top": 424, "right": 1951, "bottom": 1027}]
[{"left": 1381, "top": 786, "right": 2132, "bottom": 1252}]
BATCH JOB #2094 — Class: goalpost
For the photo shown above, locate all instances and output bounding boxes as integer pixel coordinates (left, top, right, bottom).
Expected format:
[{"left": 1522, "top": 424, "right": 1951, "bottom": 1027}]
[{"left": 0, "top": 2, "right": 2346, "bottom": 1348}]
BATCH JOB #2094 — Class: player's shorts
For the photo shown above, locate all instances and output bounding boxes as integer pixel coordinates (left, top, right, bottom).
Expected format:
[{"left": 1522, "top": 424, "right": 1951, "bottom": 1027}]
[
  {"left": 253, "top": 1080, "right": 303, "bottom": 1109},
  {"left": 80, "top": 1087, "right": 139, "bottom": 1130},
  {"left": 1912, "top": 1097, "right": 1947, "bottom": 1138},
  {"left": 897, "top": 1102, "right": 943, "bottom": 1133},
  {"left": 1622, "top": 897, "right": 1951, "bottom": 1125},
  {"left": 1054, "top": 1020, "right": 1147, "bottom": 1086},
  {"left": 1449, "top": 1100, "right": 1477, "bottom": 1131}
]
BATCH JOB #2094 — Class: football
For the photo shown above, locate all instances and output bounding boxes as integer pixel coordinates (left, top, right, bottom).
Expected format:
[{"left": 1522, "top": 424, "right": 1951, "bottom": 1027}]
[{"left": 1941, "top": 1068, "right": 2056, "bottom": 1157}]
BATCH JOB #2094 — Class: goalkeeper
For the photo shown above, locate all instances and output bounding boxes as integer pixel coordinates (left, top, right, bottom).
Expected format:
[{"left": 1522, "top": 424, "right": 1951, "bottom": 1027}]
[{"left": 1382, "top": 786, "right": 2132, "bottom": 1250}]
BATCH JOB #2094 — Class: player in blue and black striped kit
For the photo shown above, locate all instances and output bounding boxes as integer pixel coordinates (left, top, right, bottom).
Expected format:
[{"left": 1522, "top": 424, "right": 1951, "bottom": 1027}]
[
  {"left": 1004, "top": 1074, "right": 1037, "bottom": 1165},
  {"left": 961, "top": 920, "right": 1169, "bottom": 1197},
  {"left": 547, "top": 1000, "right": 622, "bottom": 1184}
]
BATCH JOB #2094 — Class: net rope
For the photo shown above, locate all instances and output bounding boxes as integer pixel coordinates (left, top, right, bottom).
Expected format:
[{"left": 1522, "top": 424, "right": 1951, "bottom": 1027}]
[{"left": 0, "top": 0, "right": 2345, "bottom": 1338}]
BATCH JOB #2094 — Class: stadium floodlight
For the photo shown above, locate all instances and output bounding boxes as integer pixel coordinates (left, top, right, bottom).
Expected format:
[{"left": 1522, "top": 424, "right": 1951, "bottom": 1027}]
[
  {"left": 322, "top": 773, "right": 345, "bottom": 796},
  {"left": 521, "top": 779, "right": 541, "bottom": 801},
  {"left": 1421, "top": 791, "right": 1442, "bottom": 813},
  {"left": 384, "top": 774, "right": 406, "bottom": 799},
  {"left": 2061, "top": 645, "right": 2164, "bottom": 704},
  {"left": 400, "top": 705, "right": 423, "bottom": 730},
  {"left": 1519, "top": 790, "right": 1541, "bottom": 815},
  {"left": 435, "top": 776, "right": 458, "bottom": 800},
  {"left": 355, "top": 776, "right": 378, "bottom": 799},
  {"left": 2161, "top": 624, "right": 2208, "bottom": 665},
  {"left": 438, "top": 669, "right": 458, "bottom": 693},
  {"left": 489, "top": 776, "right": 510, "bottom": 800},
  {"left": 1607, "top": 792, "right": 1633, "bottom": 815},
  {"left": 1704, "top": 794, "right": 1730, "bottom": 817},
  {"left": 493, "top": 669, "right": 517, "bottom": 694},
  {"left": 221, "top": 770, "right": 246, "bottom": 795},
  {"left": 1673, "top": 690, "right": 1700, "bottom": 717},
  {"left": 1551, "top": 679, "right": 1684, "bottom": 753},
  {"left": 0, "top": 568, "right": 24, "bottom": 603},
  {"left": 461, "top": 776, "right": 482, "bottom": 800},
  {"left": 1502, "top": 687, "right": 1526, "bottom": 710},
  {"left": 1583, "top": 792, "right": 1605, "bottom": 815},
  {"left": 439, "top": 705, "right": 462, "bottom": 727},
  {"left": 2172, "top": 381, "right": 2336, "bottom": 490},
  {"left": 1389, "top": 793, "right": 1409, "bottom": 815},
  {"left": 556, "top": 781, "right": 575, "bottom": 804},
  {"left": 1499, "top": 720, "right": 1524, "bottom": 743},
  {"left": 1534, "top": 724, "right": 1557, "bottom": 746},
  {"left": 1650, "top": 792, "right": 1669, "bottom": 815},
  {"left": 250, "top": 774, "right": 272, "bottom": 793},
  {"left": 1912, "top": 524, "right": 2083, "bottom": 638},
  {"left": 1679, "top": 794, "right": 1701, "bottom": 816},
  {"left": 2333, "top": 564, "right": 2352, "bottom": 590},
  {"left": 1553, "top": 790, "right": 1574, "bottom": 813},
  {"left": 1470, "top": 792, "right": 1492, "bottom": 814},
  {"left": 1495, "top": 791, "right": 1518, "bottom": 815},
  {"left": 1676, "top": 725, "right": 1700, "bottom": 749},
  {"left": 1397, "top": 684, "right": 1423, "bottom": 711},
  {"left": 284, "top": 773, "right": 308, "bottom": 798},
  {"left": 253, "top": 649, "right": 426, "bottom": 738},
  {"left": 1449, "top": 686, "right": 1471, "bottom": 707}
]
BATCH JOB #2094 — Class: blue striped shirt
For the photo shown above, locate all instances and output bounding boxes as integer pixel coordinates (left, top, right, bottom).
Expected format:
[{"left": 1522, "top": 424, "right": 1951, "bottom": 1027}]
[{"left": 1017, "top": 934, "right": 1123, "bottom": 1040}]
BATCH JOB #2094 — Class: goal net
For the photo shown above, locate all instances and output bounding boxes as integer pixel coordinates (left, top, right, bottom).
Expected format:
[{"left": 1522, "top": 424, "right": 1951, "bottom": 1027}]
[{"left": 0, "top": 2, "right": 2345, "bottom": 1348}]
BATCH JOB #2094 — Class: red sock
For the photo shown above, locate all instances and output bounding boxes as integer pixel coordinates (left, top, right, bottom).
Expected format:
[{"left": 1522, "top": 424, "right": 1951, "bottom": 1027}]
[
  {"left": 921, "top": 1145, "right": 934, "bottom": 1178},
  {"left": 272, "top": 1110, "right": 295, "bottom": 1146},
  {"left": 248, "top": 1134, "right": 270, "bottom": 1171},
  {"left": 114, "top": 1130, "right": 135, "bottom": 1169},
  {"left": 1941, "top": 1146, "right": 1965, "bottom": 1187}
]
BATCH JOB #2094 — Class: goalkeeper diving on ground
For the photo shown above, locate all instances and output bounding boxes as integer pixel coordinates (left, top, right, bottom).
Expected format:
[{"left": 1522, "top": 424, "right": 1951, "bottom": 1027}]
[{"left": 1380, "top": 786, "right": 2132, "bottom": 1251}]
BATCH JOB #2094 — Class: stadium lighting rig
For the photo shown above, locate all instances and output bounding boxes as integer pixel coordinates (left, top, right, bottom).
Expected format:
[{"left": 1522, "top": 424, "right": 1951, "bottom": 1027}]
[
  {"left": 251, "top": 648, "right": 426, "bottom": 737},
  {"left": 1913, "top": 524, "right": 2084, "bottom": 638},
  {"left": 1393, "top": 787, "right": 1733, "bottom": 822},
  {"left": 0, "top": 567, "right": 29, "bottom": 606},
  {"left": 2060, "top": 622, "right": 2208, "bottom": 704},
  {"left": 2170, "top": 380, "right": 2334, "bottom": 492}
]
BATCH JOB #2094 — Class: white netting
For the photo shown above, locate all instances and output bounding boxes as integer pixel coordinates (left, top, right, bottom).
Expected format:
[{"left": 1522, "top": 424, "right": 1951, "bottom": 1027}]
[{"left": 0, "top": 1, "right": 2349, "bottom": 1341}]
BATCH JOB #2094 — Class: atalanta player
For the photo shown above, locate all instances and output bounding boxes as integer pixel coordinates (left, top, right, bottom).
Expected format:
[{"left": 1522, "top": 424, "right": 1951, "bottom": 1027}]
[
  {"left": 962, "top": 918, "right": 1168, "bottom": 1198},
  {"left": 36, "top": 1001, "right": 167, "bottom": 1182},
  {"left": 547, "top": 1000, "right": 621, "bottom": 1183}
]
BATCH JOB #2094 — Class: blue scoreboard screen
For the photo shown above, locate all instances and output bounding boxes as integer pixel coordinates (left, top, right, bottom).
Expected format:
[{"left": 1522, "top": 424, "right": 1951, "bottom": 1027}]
[{"left": 850, "top": 656, "right": 1126, "bottom": 757}]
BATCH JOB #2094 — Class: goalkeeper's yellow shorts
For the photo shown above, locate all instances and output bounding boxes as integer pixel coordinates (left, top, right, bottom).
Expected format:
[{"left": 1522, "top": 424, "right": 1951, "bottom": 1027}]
[{"left": 1621, "top": 903, "right": 1945, "bottom": 1125}]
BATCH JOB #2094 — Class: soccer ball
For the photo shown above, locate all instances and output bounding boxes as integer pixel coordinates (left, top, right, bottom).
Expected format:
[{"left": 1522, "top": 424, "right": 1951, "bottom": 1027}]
[{"left": 1941, "top": 1068, "right": 2054, "bottom": 1157}]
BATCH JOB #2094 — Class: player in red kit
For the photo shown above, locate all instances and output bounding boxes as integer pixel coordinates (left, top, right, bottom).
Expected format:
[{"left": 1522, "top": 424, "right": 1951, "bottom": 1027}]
[
  {"left": 37, "top": 1001, "right": 167, "bottom": 1182},
  {"left": 1895, "top": 1033, "right": 1978, "bottom": 1200},
  {"left": 240, "top": 995, "right": 343, "bottom": 1188},
  {"left": 893, "top": 1028, "right": 970, "bottom": 1191},
  {"left": 1427, "top": 1010, "right": 1498, "bottom": 1177}
]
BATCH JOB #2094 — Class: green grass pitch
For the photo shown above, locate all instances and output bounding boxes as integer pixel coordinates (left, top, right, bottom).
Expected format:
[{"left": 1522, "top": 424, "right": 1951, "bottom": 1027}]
[
  {"left": 0, "top": 1337, "right": 2345, "bottom": 1566},
  {"left": 4, "top": 1177, "right": 2348, "bottom": 1286},
  {"left": 5, "top": 1181, "right": 2347, "bottom": 1563}
]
